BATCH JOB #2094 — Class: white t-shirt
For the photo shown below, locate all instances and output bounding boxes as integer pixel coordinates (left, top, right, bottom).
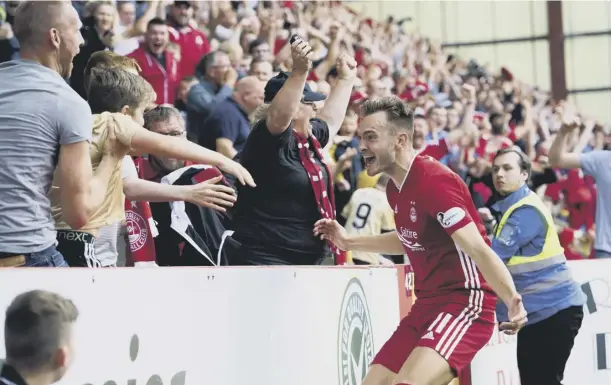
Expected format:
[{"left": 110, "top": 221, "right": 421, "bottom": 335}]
[{"left": 113, "top": 24, "right": 140, "bottom": 56}]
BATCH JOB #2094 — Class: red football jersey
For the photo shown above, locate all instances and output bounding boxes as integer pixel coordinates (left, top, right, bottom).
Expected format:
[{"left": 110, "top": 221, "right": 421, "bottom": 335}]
[
  {"left": 418, "top": 137, "right": 449, "bottom": 161},
  {"left": 168, "top": 26, "right": 211, "bottom": 79},
  {"left": 386, "top": 155, "right": 494, "bottom": 301}
]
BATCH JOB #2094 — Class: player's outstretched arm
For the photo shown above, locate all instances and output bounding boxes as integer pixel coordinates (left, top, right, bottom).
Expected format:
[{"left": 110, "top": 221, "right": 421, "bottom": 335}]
[
  {"left": 451, "top": 222, "right": 527, "bottom": 332},
  {"left": 314, "top": 219, "right": 405, "bottom": 254}
]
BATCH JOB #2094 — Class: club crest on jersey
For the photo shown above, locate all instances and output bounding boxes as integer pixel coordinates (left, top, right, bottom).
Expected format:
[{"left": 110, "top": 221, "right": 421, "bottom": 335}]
[{"left": 410, "top": 207, "right": 417, "bottom": 222}]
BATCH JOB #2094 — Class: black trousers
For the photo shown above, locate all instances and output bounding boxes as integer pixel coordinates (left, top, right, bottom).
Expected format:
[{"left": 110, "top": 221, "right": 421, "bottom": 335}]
[{"left": 517, "top": 305, "right": 584, "bottom": 385}]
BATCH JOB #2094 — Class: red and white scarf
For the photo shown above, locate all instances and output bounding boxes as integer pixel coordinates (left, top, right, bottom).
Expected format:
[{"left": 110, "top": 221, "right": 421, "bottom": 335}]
[
  {"left": 294, "top": 130, "right": 347, "bottom": 265},
  {"left": 124, "top": 157, "right": 158, "bottom": 265}
]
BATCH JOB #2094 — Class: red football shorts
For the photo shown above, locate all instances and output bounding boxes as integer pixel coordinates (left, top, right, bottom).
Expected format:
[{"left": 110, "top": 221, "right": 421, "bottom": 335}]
[{"left": 372, "top": 291, "right": 496, "bottom": 374}]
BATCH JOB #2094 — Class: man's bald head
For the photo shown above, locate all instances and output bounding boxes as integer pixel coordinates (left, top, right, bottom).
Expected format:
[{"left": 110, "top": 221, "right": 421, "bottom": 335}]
[
  {"left": 234, "top": 76, "right": 264, "bottom": 94},
  {"left": 14, "top": 1, "right": 83, "bottom": 78},
  {"left": 233, "top": 76, "right": 265, "bottom": 114},
  {"left": 14, "top": 1, "right": 79, "bottom": 49}
]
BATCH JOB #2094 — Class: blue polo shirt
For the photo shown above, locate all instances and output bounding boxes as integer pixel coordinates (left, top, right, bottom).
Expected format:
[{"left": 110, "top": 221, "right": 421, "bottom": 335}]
[{"left": 199, "top": 97, "right": 250, "bottom": 153}]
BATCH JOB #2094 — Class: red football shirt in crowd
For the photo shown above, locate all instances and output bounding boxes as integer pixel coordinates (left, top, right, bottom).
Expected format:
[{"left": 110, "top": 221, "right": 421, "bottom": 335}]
[
  {"left": 168, "top": 25, "right": 211, "bottom": 79},
  {"left": 418, "top": 137, "right": 450, "bottom": 161},
  {"left": 128, "top": 46, "right": 180, "bottom": 105},
  {"left": 475, "top": 136, "right": 513, "bottom": 163},
  {"left": 386, "top": 155, "right": 494, "bottom": 300}
]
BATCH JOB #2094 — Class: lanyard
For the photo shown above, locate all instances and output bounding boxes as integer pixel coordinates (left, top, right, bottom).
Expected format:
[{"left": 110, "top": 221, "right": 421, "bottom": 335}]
[{"left": 0, "top": 378, "right": 18, "bottom": 385}]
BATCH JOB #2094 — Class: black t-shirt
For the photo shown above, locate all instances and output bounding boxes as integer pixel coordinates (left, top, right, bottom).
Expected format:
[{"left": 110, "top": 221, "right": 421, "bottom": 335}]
[
  {"left": 69, "top": 25, "right": 107, "bottom": 99},
  {"left": 232, "top": 118, "right": 331, "bottom": 265}
]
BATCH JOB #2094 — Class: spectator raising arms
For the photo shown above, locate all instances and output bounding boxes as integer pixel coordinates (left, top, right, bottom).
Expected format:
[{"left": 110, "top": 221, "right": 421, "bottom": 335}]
[
  {"left": 0, "top": 1, "right": 127, "bottom": 267},
  {"left": 166, "top": 1, "right": 211, "bottom": 79},
  {"left": 228, "top": 36, "right": 356, "bottom": 265},
  {"left": 549, "top": 115, "right": 611, "bottom": 258}
]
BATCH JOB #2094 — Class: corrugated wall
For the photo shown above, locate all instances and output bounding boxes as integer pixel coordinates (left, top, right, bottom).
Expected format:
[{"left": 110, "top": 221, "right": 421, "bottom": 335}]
[{"left": 345, "top": 1, "right": 610, "bottom": 123}]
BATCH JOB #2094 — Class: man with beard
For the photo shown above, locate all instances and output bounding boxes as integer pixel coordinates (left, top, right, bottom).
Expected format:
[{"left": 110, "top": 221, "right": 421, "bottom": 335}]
[
  {"left": 0, "top": 1, "right": 126, "bottom": 267},
  {"left": 128, "top": 18, "right": 180, "bottom": 105},
  {"left": 141, "top": 106, "right": 235, "bottom": 266},
  {"left": 167, "top": 1, "right": 210, "bottom": 79}
]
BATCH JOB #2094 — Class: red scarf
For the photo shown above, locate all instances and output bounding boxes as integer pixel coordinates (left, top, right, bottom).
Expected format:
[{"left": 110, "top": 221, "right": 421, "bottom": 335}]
[
  {"left": 294, "top": 130, "right": 347, "bottom": 265},
  {"left": 124, "top": 157, "right": 158, "bottom": 265}
]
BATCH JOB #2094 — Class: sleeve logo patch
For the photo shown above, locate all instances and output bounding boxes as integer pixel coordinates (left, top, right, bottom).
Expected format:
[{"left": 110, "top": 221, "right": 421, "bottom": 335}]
[
  {"left": 437, "top": 207, "right": 466, "bottom": 228},
  {"left": 497, "top": 224, "right": 517, "bottom": 247}
]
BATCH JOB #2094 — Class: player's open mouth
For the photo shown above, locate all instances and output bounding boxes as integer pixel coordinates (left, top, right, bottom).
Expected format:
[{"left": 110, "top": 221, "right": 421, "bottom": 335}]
[{"left": 363, "top": 156, "right": 376, "bottom": 167}]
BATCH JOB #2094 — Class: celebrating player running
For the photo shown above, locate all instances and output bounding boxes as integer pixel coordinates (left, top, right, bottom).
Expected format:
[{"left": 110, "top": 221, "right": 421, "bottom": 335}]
[{"left": 314, "top": 97, "right": 527, "bottom": 385}]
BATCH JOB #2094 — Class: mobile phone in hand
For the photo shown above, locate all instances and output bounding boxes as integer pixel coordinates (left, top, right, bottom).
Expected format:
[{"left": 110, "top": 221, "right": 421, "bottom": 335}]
[{"left": 289, "top": 34, "right": 301, "bottom": 45}]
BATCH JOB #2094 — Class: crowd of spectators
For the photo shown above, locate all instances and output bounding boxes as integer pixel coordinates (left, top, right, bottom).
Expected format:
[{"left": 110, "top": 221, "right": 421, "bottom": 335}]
[{"left": 0, "top": 0, "right": 609, "bottom": 267}]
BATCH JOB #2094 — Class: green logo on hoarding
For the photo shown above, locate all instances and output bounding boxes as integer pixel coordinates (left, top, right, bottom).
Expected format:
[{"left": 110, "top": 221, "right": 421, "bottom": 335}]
[{"left": 338, "top": 278, "right": 374, "bottom": 385}]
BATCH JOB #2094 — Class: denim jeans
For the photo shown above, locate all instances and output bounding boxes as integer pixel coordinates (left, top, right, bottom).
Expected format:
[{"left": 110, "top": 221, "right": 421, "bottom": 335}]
[{"left": 0, "top": 246, "right": 69, "bottom": 267}]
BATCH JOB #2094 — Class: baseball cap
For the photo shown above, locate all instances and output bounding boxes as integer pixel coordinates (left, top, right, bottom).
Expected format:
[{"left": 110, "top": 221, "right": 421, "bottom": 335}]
[
  {"left": 264, "top": 72, "right": 327, "bottom": 103},
  {"left": 174, "top": 1, "right": 191, "bottom": 7}
]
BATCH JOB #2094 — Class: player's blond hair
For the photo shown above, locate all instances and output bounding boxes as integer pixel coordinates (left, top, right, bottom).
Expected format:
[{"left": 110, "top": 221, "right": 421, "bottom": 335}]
[{"left": 360, "top": 96, "right": 414, "bottom": 134}]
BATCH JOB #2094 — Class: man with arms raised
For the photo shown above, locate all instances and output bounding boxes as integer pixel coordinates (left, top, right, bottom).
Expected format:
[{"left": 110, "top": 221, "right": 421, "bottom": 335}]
[
  {"left": 549, "top": 116, "right": 611, "bottom": 259},
  {"left": 0, "top": 1, "right": 125, "bottom": 267},
  {"left": 314, "top": 97, "right": 527, "bottom": 385}
]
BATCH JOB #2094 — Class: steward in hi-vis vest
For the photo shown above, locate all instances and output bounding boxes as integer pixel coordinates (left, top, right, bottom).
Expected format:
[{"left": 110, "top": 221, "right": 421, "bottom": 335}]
[{"left": 490, "top": 148, "right": 585, "bottom": 385}]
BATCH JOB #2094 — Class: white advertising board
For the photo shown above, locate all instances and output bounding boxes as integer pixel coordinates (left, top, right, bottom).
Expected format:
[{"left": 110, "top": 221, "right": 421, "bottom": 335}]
[
  {"left": 0, "top": 266, "right": 401, "bottom": 385},
  {"left": 469, "top": 259, "right": 611, "bottom": 385}
]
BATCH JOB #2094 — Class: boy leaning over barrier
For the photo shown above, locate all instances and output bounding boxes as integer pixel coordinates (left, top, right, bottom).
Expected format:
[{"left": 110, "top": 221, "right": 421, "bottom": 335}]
[{"left": 49, "top": 67, "right": 254, "bottom": 267}]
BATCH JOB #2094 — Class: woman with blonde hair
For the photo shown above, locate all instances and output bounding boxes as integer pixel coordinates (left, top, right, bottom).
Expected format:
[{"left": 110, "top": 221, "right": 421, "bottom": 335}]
[{"left": 69, "top": 0, "right": 118, "bottom": 98}]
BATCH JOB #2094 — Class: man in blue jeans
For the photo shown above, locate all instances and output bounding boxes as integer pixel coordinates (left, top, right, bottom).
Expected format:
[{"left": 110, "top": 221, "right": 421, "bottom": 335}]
[
  {"left": 0, "top": 2, "right": 126, "bottom": 267},
  {"left": 549, "top": 118, "right": 611, "bottom": 258}
]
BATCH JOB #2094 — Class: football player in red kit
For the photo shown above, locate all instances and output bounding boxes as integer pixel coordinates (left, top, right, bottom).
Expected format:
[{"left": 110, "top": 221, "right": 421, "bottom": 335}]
[{"left": 314, "top": 97, "right": 527, "bottom": 385}]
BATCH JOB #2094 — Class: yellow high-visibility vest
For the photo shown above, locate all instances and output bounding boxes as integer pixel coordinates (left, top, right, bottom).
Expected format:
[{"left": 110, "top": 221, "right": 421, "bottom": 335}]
[{"left": 495, "top": 191, "right": 566, "bottom": 274}]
